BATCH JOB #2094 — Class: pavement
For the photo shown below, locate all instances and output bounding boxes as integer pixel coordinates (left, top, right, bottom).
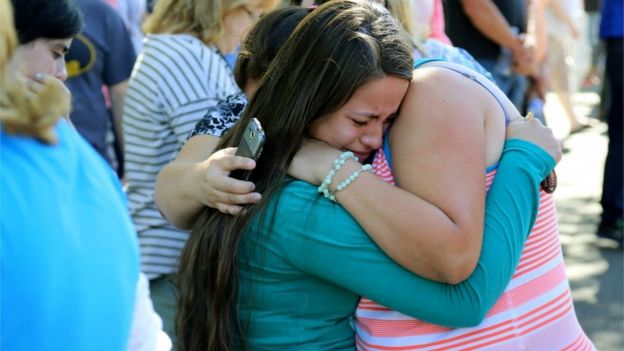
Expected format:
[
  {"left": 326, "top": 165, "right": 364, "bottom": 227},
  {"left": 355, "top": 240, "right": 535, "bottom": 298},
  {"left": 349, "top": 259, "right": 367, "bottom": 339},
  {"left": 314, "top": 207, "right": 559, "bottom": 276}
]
[{"left": 544, "top": 86, "right": 623, "bottom": 350}]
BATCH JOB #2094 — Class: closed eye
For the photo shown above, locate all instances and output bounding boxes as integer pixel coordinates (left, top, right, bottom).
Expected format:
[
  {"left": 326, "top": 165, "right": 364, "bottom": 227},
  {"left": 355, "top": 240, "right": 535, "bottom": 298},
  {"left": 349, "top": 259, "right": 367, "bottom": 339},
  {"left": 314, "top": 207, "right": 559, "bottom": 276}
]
[
  {"left": 383, "top": 113, "right": 398, "bottom": 126},
  {"left": 351, "top": 119, "right": 367, "bottom": 126}
]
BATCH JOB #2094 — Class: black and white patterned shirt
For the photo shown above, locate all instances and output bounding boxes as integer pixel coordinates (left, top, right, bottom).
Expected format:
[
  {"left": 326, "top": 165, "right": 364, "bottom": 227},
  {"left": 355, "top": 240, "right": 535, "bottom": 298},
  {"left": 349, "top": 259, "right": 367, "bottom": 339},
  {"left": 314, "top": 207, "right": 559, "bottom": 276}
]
[{"left": 188, "top": 92, "right": 248, "bottom": 139}]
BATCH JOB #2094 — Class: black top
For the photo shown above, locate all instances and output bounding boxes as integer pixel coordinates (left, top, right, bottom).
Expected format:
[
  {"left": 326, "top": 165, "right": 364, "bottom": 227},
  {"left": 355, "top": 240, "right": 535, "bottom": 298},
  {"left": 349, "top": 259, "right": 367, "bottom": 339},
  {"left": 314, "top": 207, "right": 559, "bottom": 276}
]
[
  {"left": 444, "top": 0, "right": 527, "bottom": 61},
  {"left": 584, "top": 0, "right": 602, "bottom": 12}
]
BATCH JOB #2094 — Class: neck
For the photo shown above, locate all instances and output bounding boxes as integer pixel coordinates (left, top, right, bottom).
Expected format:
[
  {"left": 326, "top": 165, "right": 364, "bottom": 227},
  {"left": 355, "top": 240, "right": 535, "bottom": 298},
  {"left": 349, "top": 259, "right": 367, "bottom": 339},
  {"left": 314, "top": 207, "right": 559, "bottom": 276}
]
[{"left": 215, "top": 33, "right": 237, "bottom": 54}]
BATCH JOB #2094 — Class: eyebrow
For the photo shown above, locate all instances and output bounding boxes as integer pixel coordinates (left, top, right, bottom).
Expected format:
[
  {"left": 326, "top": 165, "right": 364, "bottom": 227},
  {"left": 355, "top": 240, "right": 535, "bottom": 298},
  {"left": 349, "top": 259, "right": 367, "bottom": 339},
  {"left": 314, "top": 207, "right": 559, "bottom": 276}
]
[
  {"left": 52, "top": 43, "right": 70, "bottom": 53},
  {"left": 349, "top": 110, "right": 401, "bottom": 120},
  {"left": 349, "top": 110, "right": 380, "bottom": 119}
]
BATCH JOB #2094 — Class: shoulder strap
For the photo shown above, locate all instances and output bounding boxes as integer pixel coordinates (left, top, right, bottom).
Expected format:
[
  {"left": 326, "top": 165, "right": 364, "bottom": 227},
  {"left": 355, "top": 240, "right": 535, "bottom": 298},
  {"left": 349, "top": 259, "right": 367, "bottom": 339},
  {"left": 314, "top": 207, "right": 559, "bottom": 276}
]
[
  {"left": 412, "top": 59, "right": 512, "bottom": 124},
  {"left": 413, "top": 58, "right": 444, "bottom": 69}
]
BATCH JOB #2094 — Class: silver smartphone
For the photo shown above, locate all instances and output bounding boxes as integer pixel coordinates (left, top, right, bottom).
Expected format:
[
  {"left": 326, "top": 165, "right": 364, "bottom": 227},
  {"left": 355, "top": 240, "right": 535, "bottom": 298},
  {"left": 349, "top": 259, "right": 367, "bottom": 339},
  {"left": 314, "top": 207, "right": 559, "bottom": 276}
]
[{"left": 232, "top": 118, "right": 265, "bottom": 180}]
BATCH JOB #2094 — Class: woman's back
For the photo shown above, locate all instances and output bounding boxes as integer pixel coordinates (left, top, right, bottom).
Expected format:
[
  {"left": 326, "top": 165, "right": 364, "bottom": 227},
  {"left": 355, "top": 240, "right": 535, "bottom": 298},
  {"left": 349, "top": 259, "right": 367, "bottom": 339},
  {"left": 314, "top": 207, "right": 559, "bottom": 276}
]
[
  {"left": 354, "top": 62, "right": 593, "bottom": 350},
  {"left": 237, "top": 180, "right": 365, "bottom": 350},
  {"left": 1, "top": 120, "right": 140, "bottom": 350},
  {"left": 356, "top": 169, "right": 590, "bottom": 349}
]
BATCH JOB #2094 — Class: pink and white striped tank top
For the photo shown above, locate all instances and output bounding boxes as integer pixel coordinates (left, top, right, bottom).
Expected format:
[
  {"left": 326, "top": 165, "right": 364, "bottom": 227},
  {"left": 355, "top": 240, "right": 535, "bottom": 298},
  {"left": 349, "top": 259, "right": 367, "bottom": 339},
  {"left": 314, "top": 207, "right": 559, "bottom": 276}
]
[{"left": 354, "top": 149, "right": 595, "bottom": 350}]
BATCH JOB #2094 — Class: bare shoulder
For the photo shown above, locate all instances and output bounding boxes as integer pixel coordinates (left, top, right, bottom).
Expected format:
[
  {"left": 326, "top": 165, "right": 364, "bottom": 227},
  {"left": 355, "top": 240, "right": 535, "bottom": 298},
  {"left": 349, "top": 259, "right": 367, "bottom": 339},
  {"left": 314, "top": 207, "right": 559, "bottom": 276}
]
[{"left": 399, "top": 66, "right": 495, "bottom": 127}]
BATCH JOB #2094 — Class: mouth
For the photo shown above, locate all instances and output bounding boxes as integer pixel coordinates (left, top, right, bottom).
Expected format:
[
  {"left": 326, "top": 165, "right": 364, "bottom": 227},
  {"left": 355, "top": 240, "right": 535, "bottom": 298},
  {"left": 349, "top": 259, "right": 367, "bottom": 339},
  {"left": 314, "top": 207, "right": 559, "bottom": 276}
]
[{"left": 351, "top": 151, "right": 371, "bottom": 162}]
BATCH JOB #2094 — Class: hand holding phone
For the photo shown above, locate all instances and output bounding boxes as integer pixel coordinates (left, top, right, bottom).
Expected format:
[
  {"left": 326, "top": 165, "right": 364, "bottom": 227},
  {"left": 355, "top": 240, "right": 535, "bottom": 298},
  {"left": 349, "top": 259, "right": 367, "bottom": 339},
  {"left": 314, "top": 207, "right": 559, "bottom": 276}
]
[{"left": 231, "top": 118, "right": 265, "bottom": 180}]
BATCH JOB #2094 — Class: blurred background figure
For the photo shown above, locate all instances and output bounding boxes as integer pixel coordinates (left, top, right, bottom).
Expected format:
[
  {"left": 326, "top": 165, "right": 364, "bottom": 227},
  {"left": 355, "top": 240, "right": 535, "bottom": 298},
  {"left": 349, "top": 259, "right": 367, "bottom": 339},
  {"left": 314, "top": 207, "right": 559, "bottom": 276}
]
[
  {"left": 122, "top": 0, "right": 279, "bottom": 345},
  {"left": 596, "top": 0, "right": 623, "bottom": 246},
  {"left": 105, "top": 0, "right": 147, "bottom": 53},
  {"left": 409, "top": 0, "right": 434, "bottom": 41},
  {"left": 582, "top": 0, "right": 604, "bottom": 87},
  {"left": 410, "top": 0, "right": 453, "bottom": 44},
  {"left": 545, "top": 0, "right": 594, "bottom": 134},
  {"left": 444, "top": 0, "right": 535, "bottom": 111},
  {"left": 147, "top": 0, "right": 156, "bottom": 12},
  {"left": 523, "top": 0, "right": 549, "bottom": 125},
  {"left": 65, "top": 0, "right": 137, "bottom": 178}
]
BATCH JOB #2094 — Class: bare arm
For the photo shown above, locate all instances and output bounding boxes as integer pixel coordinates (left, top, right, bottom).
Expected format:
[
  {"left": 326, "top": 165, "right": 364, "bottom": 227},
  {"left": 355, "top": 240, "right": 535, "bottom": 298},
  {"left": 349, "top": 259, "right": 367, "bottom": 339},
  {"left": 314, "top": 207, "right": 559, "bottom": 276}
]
[
  {"left": 527, "top": 0, "right": 549, "bottom": 63},
  {"left": 154, "top": 135, "right": 260, "bottom": 230},
  {"left": 109, "top": 80, "right": 128, "bottom": 157},
  {"left": 460, "top": 0, "right": 534, "bottom": 74},
  {"left": 460, "top": 0, "right": 525, "bottom": 52}
]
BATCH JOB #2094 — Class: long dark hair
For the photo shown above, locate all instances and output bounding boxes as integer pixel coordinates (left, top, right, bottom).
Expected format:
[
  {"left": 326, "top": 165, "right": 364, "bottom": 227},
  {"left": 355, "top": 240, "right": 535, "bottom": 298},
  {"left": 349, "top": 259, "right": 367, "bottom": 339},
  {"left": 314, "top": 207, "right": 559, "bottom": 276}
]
[{"left": 176, "top": 1, "right": 413, "bottom": 350}]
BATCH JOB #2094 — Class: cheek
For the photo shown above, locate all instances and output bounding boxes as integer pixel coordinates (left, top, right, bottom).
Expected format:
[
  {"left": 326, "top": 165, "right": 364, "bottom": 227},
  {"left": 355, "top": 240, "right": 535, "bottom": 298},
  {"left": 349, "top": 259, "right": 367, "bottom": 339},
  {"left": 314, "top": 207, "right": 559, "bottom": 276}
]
[
  {"left": 310, "top": 116, "right": 359, "bottom": 149},
  {"left": 325, "top": 128, "right": 360, "bottom": 149},
  {"left": 23, "top": 50, "right": 56, "bottom": 78}
]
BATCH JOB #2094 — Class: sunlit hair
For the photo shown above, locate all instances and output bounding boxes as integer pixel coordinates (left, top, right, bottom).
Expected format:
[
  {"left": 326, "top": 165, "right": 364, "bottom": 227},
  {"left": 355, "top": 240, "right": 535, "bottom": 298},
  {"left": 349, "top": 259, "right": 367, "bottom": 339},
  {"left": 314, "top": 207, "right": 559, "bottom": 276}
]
[
  {"left": 143, "top": 0, "right": 280, "bottom": 46},
  {"left": 385, "top": 0, "right": 425, "bottom": 47},
  {"left": 317, "top": 0, "right": 427, "bottom": 52},
  {"left": 176, "top": 1, "right": 413, "bottom": 350},
  {"left": 0, "top": 0, "right": 72, "bottom": 144},
  {"left": 234, "top": 6, "right": 310, "bottom": 89},
  {"left": 387, "top": 0, "right": 417, "bottom": 36},
  {"left": 0, "top": 0, "right": 16, "bottom": 70}
]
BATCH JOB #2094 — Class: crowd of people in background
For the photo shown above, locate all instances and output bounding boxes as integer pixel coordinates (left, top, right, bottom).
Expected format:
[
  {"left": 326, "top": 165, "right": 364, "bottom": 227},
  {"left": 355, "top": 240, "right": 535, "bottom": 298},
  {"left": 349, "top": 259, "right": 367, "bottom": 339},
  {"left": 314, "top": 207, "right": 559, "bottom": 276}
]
[{"left": 1, "top": 0, "right": 621, "bottom": 350}]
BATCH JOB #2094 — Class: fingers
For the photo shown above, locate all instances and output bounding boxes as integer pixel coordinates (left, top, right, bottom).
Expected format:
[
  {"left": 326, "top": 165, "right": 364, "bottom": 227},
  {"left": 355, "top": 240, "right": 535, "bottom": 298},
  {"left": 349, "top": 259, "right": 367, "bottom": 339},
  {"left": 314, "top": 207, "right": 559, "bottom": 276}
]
[
  {"left": 221, "top": 147, "right": 238, "bottom": 156},
  {"left": 210, "top": 147, "right": 256, "bottom": 171},
  {"left": 507, "top": 118, "right": 562, "bottom": 163},
  {"left": 508, "top": 114, "right": 542, "bottom": 126},
  {"left": 202, "top": 171, "right": 261, "bottom": 205},
  {"left": 25, "top": 73, "right": 67, "bottom": 95},
  {"left": 26, "top": 76, "right": 46, "bottom": 94},
  {"left": 219, "top": 176, "right": 259, "bottom": 195},
  {"left": 220, "top": 155, "right": 256, "bottom": 173},
  {"left": 200, "top": 147, "right": 261, "bottom": 214},
  {"left": 215, "top": 204, "right": 244, "bottom": 216},
  {"left": 211, "top": 189, "right": 262, "bottom": 215}
]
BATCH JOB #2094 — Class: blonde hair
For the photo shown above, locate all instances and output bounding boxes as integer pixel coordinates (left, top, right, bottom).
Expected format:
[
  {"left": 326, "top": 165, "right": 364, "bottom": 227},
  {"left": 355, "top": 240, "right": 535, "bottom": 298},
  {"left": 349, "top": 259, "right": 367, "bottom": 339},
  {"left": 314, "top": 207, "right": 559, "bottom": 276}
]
[
  {"left": 0, "top": 0, "right": 17, "bottom": 81},
  {"left": 385, "top": 0, "right": 428, "bottom": 54},
  {"left": 0, "top": 0, "right": 70, "bottom": 144},
  {"left": 143, "top": 0, "right": 279, "bottom": 46}
]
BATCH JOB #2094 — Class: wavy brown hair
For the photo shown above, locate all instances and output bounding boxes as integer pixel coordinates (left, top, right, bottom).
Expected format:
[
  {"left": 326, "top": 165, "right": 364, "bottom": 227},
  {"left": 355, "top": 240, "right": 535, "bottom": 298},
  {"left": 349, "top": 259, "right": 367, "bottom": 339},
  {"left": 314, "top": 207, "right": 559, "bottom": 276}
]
[
  {"left": 176, "top": 1, "right": 413, "bottom": 350},
  {"left": 143, "top": 0, "right": 279, "bottom": 46}
]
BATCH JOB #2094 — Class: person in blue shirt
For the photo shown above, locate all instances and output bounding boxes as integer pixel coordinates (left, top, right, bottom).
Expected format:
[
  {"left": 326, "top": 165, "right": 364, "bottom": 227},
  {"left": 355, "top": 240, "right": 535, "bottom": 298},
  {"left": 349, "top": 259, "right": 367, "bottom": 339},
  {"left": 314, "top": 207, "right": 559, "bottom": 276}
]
[
  {"left": 1, "top": 0, "right": 168, "bottom": 349},
  {"left": 64, "top": 0, "right": 137, "bottom": 178}
]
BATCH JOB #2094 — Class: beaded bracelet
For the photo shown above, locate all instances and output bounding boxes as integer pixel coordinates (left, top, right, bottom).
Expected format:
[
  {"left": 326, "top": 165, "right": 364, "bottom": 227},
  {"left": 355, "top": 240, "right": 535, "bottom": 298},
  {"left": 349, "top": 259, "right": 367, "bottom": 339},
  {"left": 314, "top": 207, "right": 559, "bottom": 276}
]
[
  {"left": 333, "top": 164, "right": 373, "bottom": 197},
  {"left": 317, "top": 151, "right": 358, "bottom": 201}
]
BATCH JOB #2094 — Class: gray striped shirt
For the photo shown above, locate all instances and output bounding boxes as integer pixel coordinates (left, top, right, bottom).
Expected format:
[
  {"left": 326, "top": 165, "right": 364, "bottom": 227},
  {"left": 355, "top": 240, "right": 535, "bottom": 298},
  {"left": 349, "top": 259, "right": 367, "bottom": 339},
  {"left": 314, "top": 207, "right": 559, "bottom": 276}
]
[{"left": 123, "top": 34, "right": 240, "bottom": 278}]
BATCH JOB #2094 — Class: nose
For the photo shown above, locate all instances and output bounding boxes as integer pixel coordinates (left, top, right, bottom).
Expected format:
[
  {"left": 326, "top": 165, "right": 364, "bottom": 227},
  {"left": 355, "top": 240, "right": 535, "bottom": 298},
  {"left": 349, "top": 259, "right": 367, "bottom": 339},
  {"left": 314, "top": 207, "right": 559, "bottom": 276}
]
[
  {"left": 361, "top": 123, "right": 384, "bottom": 151},
  {"left": 56, "top": 62, "right": 67, "bottom": 81}
]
